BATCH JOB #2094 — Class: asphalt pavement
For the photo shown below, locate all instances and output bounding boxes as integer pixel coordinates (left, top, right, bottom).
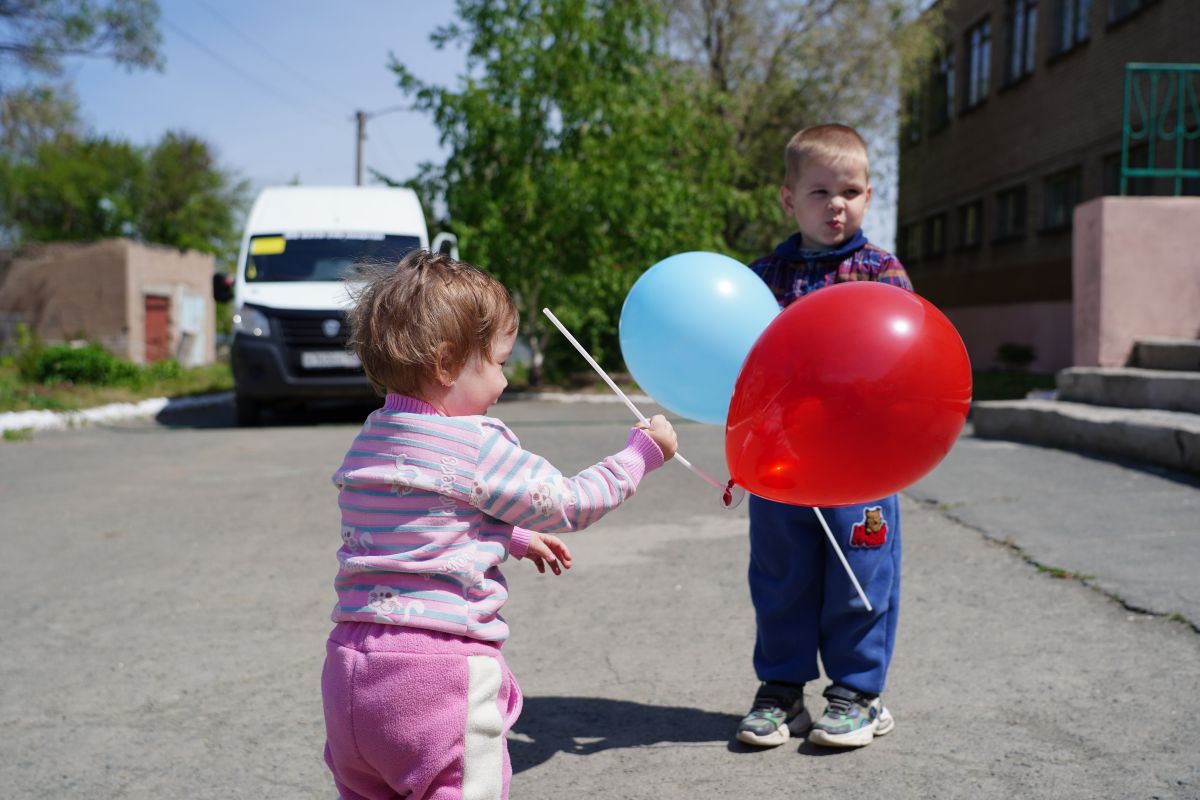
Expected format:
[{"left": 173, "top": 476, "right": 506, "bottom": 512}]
[{"left": 0, "top": 397, "right": 1196, "bottom": 799}]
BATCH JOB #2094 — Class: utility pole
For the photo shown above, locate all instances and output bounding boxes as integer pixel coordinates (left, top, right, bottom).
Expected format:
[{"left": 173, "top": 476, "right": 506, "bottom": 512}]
[
  {"left": 353, "top": 106, "right": 405, "bottom": 186},
  {"left": 354, "top": 110, "right": 367, "bottom": 186}
]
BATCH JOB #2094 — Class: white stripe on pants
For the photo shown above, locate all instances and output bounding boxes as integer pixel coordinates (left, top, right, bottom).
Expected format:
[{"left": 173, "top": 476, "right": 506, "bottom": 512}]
[{"left": 463, "top": 655, "right": 503, "bottom": 800}]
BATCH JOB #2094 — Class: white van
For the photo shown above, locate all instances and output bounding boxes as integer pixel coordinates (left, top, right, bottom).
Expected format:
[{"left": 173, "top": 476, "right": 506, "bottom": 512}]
[{"left": 214, "top": 186, "right": 456, "bottom": 425}]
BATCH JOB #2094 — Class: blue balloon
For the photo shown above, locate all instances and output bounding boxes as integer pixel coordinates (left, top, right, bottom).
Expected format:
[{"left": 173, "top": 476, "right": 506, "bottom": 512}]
[{"left": 620, "top": 251, "right": 779, "bottom": 425}]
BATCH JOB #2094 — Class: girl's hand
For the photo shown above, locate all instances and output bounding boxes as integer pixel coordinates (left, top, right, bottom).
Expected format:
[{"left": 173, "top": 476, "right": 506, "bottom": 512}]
[
  {"left": 637, "top": 414, "right": 678, "bottom": 461},
  {"left": 525, "top": 532, "right": 572, "bottom": 576}
]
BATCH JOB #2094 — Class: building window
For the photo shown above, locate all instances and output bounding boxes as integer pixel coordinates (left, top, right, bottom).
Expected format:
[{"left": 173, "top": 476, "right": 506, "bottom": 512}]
[
  {"left": 1006, "top": 0, "right": 1037, "bottom": 84},
  {"left": 930, "top": 48, "right": 955, "bottom": 132},
  {"left": 994, "top": 185, "right": 1027, "bottom": 240},
  {"left": 904, "top": 88, "right": 923, "bottom": 145},
  {"left": 923, "top": 214, "right": 947, "bottom": 259},
  {"left": 1041, "top": 166, "right": 1083, "bottom": 230},
  {"left": 897, "top": 221, "right": 922, "bottom": 264},
  {"left": 1052, "top": 0, "right": 1090, "bottom": 55},
  {"left": 965, "top": 18, "right": 992, "bottom": 110},
  {"left": 956, "top": 200, "right": 985, "bottom": 248},
  {"left": 1108, "top": 0, "right": 1156, "bottom": 24}
]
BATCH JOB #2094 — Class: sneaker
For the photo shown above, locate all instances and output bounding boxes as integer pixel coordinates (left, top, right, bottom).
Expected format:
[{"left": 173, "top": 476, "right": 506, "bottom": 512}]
[
  {"left": 807, "top": 684, "right": 894, "bottom": 748},
  {"left": 735, "top": 682, "right": 813, "bottom": 747}
]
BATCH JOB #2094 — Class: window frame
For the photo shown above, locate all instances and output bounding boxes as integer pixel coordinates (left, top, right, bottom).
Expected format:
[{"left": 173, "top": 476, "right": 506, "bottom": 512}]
[
  {"left": 1107, "top": 0, "right": 1157, "bottom": 26},
  {"left": 923, "top": 213, "right": 948, "bottom": 259},
  {"left": 1050, "top": 0, "right": 1090, "bottom": 57},
  {"left": 956, "top": 199, "right": 985, "bottom": 250},
  {"left": 1005, "top": 0, "right": 1038, "bottom": 85},
  {"left": 1040, "top": 165, "right": 1083, "bottom": 232},
  {"left": 930, "top": 47, "right": 956, "bottom": 132},
  {"left": 964, "top": 16, "right": 992, "bottom": 112},
  {"left": 993, "top": 184, "right": 1028, "bottom": 242}
]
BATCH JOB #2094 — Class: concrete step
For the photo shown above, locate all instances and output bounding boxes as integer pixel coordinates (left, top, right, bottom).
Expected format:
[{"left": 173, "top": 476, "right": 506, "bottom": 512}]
[
  {"left": 1130, "top": 337, "right": 1200, "bottom": 371},
  {"left": 1056, "top": 366, "right": 1200, "bottom": 413},
  {"left": 971, "top": 399, "right": 1200, "bottom": 474}
]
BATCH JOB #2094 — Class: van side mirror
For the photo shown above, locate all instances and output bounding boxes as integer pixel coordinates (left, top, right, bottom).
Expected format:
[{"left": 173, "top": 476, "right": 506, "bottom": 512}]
[
  {"left": 212, "top": 272, "right": 234, "bottom": 303},
  {"left": 431, "top": 232, "right": 459, "bottom": 260}
]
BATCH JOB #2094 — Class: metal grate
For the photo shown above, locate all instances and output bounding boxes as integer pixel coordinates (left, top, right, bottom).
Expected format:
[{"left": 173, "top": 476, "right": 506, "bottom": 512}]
[{"left": 1121, "top": 63, "right": 1200, "bottom": 196}]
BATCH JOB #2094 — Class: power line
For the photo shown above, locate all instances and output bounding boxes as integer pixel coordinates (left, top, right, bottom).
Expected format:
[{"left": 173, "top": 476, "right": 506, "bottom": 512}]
[
  {"left": 193, "top": 0, "right": 358, "bottom": 111},
  {"left": 160, "top": 16, "right": 333, "bottom": 126}
]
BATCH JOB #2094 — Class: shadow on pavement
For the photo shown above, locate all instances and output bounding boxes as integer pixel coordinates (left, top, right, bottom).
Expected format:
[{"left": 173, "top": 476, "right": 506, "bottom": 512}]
[
  {"left": 510, "top": 696, "right": 741, "bottom": 773},
  {"left": 154, "top": 397, "right": 376, "bottom": 430}
]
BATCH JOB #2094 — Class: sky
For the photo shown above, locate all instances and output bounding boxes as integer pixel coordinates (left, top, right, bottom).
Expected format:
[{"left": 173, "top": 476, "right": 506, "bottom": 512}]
[
  {"left": 65, "top": 0, "right": 896, "bottom": 250},
  {"left": 70, "top": 1, "right": 463, "bottom": 189}
]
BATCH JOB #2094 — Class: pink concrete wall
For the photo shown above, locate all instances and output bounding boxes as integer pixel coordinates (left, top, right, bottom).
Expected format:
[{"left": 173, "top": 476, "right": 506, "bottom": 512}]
[
  {"left": 1073, "top": 198, "right": 1200, "bottom": 367},
  {"left": 943, "top": 301, "right": 1073, "bottom": 374},
  {"left": 0, "top": 241, "right": 129, "bottom": 354},
  {"left": 0, "top": 239, "right": 216, "bottom": 365},
  {"left": 126, "top": 242, "right": 216, "bottom": 366}
]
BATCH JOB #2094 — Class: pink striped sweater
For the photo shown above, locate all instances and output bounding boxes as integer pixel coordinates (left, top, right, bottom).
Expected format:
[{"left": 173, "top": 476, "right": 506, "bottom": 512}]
[{"left": 330, "top": 393, "right": 666, "bottom": 642}]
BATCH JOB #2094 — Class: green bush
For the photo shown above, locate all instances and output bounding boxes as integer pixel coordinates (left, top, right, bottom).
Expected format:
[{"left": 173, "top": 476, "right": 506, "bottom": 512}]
[
  {"left": 34, "top": 344, "right": 139, "bottom": 385},
  {"left": 14, "top": 323, "right": 43, "bottom": 382}
]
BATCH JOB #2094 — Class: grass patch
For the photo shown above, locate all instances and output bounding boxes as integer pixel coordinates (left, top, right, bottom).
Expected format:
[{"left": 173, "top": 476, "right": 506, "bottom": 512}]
[
  {"left": 0, "top": 360, "right": 232, "bottom": 414},
  {"left": 2, "top": 427, "right": 33, "bottom": 442}
]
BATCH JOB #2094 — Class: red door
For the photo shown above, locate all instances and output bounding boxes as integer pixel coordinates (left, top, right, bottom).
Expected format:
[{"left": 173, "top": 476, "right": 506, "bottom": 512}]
[{"left": 144, "top": 295, "right": 171, "bottom": 363}]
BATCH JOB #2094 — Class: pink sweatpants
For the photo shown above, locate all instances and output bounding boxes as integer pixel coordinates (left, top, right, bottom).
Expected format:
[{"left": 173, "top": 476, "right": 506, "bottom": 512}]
[{"left": 322, "top": 622, "right": 523, "bottom": 800}]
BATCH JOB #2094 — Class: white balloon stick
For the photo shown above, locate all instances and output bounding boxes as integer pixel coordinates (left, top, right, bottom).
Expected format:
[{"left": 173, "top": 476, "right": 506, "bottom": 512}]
[
  {"left": 811, "top": 507, "right": 873, "bottom": 611},
  {"left": 541, "top": 308, "right": 726, "bottom": 494}
]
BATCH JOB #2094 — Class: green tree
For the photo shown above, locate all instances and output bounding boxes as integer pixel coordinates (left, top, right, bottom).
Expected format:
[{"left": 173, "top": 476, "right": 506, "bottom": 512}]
[
  {"left": 0, "top": 0, "right": 162, "bottom": 77},
  {"left": 394, "top": 0, "right": 739, "bottom": 385},
  {"left": 0, "top": 1, "right": 163, "bottom": 172},
  {"left": 1, "top": 130, "right": 247, "bottom": 267},
  {"left": 1, "top": 134, "right": 145, "bottom": 241},
  {"left": 142, "top": 131, "right": 249, "bottom": 262},
  {"left": 0, "top": 82, "right": 82, "bottom": 159}
]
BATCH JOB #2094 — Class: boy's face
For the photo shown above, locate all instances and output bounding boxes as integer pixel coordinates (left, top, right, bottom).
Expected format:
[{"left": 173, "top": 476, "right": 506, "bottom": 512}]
[{"left": 780, "top": 157, "right": 871, "bottom": 249}]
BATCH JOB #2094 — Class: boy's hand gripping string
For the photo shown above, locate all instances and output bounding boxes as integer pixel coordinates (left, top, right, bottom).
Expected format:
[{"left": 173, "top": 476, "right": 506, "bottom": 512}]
[
  {"left": 543, "top": 307, "right": 871, "bottom": 611},
  {"left": 542, "top": 308, "right": 744, "bottom": 509}
]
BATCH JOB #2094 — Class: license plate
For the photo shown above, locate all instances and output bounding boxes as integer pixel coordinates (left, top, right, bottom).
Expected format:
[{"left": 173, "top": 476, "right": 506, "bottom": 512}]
[{"left": 301, "top": 350, "right": 361, "bottom": 369}]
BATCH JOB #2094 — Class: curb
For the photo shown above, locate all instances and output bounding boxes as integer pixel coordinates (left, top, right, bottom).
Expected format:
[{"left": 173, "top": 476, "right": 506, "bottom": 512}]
[{"left": 0, "top": 392, "right": 233, "bottom": 434}]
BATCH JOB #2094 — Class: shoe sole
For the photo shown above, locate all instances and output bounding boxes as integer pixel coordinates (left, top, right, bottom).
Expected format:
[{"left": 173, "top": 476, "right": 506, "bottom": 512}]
[
  {"left": 736, "top": 709, "right": 813, "bottom": 748},
  {"left": 807, "top": 707, "right": 893, "bottom": 748}
]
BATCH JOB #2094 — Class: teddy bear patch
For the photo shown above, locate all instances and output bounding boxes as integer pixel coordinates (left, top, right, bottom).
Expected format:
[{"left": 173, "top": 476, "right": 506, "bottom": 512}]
[{"left": 849, "top": 506, "right": 888, "bottom": 548}]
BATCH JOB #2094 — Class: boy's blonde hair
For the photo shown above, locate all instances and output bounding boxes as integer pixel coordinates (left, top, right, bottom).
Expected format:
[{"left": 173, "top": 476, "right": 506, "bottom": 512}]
[
  {"left": 784, "top": 123, "right": 871, "bottom": 187},
  {"left": 347, "top": 249, "right": 518, "bottom": 397}
]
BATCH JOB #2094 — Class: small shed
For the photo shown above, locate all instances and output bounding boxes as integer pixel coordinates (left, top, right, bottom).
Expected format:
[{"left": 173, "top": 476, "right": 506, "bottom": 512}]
[{"left": 0, "top": 239, "right": 216, "bottom": 366}]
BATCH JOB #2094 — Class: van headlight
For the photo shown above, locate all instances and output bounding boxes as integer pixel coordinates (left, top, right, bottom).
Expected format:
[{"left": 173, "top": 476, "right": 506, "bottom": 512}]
[{"left": 233, "top": 305, "right": 272, "bottom": 337}]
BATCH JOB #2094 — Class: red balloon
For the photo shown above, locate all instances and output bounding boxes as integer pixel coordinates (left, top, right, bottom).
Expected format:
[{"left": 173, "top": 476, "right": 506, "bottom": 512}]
[{"left": 725, "top": 282, "right": 972, "bottom": 507}]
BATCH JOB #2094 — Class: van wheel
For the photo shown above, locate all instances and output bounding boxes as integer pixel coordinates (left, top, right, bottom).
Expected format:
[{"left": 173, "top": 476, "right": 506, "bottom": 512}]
[{"left": 235, "top": 395, "right": 261, "bottom": 426}]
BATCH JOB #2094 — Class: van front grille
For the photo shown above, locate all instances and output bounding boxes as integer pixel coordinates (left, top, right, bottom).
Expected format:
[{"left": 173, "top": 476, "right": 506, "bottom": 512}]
[{"left": 274, "top": 310, "right": 351, "bottom": 348}]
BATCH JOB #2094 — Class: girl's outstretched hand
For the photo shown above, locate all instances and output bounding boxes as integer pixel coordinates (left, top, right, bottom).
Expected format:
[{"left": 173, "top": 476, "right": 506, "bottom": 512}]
[
  {"left": 525, "top": 532, "right": 572, "bottom": 576},
  {"left": 637, "top": 414, "right": 678, "bottom": 461}
]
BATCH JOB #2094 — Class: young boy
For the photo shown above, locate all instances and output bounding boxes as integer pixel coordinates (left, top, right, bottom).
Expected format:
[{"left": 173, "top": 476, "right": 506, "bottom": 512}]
[{"left": 735, "top": 123, "right": 914, "bottom": 749}]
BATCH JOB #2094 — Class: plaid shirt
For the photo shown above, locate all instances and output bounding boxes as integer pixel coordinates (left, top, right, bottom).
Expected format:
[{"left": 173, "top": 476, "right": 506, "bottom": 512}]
[{"left": 748, "top": 234, "right": 913, "bottom": 309}]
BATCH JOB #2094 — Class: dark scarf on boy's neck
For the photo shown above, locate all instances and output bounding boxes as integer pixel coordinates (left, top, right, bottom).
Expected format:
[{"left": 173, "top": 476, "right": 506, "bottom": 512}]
[{"left": 773, "top": 229, "right": 868, "bottom": 264}]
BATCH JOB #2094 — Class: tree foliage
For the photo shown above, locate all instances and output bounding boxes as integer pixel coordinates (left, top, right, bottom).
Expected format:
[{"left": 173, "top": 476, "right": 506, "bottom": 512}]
[
  {"left": 0, "top": 1, "right": 163, "bottom": 173},
  {"left": 0, "top": 0, "right": 162, "bottom": 79},
  {"left": 0, "top": 130, "right": 248, "bottom": 266},
  {"left": 0, "top": 81, "right": 82, "bottom": 159},
  {"left": 392, "top": 0, "right": 740, "bottom": 385}
]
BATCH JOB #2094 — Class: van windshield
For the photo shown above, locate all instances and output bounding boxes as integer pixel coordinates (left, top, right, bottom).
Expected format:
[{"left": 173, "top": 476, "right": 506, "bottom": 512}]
[{"left": 244, "top": 233, "right": 421, "bottom": 282}]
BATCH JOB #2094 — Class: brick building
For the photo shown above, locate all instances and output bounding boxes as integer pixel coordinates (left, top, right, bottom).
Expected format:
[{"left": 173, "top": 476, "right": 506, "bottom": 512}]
[{"left": 897, "top": 0, "right": 1199, "bottom": 373}]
